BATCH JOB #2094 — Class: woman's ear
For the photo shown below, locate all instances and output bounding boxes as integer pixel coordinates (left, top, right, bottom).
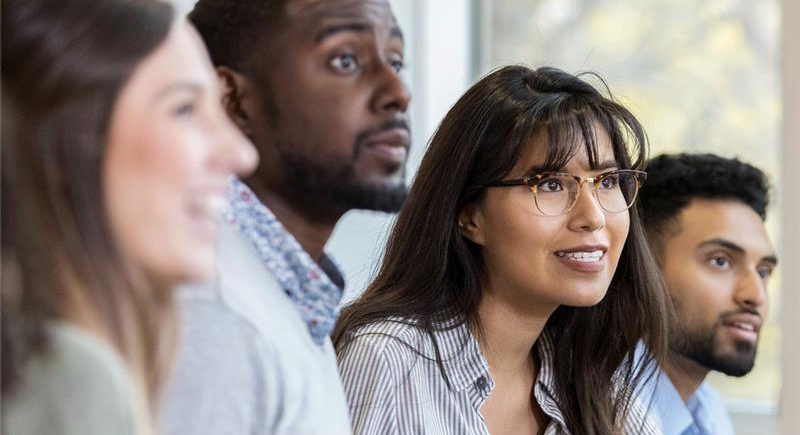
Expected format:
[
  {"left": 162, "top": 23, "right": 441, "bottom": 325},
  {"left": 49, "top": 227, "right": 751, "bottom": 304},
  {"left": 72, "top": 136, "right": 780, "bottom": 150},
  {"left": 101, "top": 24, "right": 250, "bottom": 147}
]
[
  {"left": 458, "top": 203, "right": 486, "bottom": 246},
  {"left": 217, "top": 66, "right": 253, "bottom": 136}
]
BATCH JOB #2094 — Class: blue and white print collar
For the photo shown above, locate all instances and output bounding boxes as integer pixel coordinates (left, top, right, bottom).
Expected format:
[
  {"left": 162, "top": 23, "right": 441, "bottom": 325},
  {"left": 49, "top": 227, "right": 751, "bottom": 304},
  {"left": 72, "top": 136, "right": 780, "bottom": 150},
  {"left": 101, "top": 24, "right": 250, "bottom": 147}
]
[{"left": 226, "top": 178, "right": 344, "bottom": 345}]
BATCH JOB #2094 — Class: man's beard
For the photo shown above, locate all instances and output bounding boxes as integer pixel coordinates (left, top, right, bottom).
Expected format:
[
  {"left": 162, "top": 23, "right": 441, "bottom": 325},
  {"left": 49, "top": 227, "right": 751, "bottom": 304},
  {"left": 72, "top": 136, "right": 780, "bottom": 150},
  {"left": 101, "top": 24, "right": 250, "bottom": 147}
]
[
  {"left": 669, "top": 312, "right": 758, "bottom": 377},
  {"left": 258, "top": 90, "right": 409, "bottom": 214},
  {"left": 276, "top": 141, "right": 408, "bottom": 215}
]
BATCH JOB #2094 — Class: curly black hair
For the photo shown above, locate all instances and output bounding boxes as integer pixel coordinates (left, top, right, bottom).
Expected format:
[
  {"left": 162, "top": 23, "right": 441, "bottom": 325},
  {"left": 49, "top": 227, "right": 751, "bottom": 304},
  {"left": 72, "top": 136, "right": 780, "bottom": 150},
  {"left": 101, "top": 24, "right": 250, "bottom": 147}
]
[
  {"left": 188, "top": 0, "right": 292, "bottom": 73},
  {"left": 640, "top": 153, "right": 770, "bottom": 245}
]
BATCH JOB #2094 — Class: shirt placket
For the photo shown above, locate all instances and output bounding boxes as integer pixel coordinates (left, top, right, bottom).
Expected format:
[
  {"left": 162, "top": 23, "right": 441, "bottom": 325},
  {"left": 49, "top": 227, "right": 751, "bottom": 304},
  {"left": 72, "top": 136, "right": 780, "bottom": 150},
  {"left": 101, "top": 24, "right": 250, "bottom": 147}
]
[{"left": 468, "top": 370, "right": 494, "bottom": 435}]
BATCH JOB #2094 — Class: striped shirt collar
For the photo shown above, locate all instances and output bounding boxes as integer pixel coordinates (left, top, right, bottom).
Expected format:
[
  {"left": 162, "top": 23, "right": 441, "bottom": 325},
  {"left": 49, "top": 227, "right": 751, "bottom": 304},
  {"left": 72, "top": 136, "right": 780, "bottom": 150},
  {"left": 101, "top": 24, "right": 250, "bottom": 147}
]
[
  {"left": 430, "top": 321, "right": 656, "bottom": 434},
  {"left": 430, "top": 322, "right": 569, "bottom": 427}
]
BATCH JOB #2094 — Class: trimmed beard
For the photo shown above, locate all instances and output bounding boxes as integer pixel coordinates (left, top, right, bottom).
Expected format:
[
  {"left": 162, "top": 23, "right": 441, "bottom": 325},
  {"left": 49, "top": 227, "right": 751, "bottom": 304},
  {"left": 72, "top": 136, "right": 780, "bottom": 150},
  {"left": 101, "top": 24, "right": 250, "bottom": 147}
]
[
  {"left": 257, "top": 86, "right": 409, "bottom": 215},
  {"left": 276, "top": 142, "right": 408, "bottom": 215},
  {"left": 669, "top": 317, "right": 757, "bottom": 377}
]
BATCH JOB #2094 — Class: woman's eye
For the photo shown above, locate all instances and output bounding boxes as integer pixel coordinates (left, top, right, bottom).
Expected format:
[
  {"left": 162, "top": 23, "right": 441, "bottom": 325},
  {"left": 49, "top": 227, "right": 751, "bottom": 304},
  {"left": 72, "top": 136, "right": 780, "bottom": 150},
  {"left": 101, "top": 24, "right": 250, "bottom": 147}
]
[
  {"left": 329, "top": 53, "right": 359, "bottom": 74},
  {"left": 708, "top": 255, "right": 731, "bottom": 269},
  {"left": 538, "top": 178, "right": 564, "bottom": 192},
  {"left": 173, "top": 102, "right": 195, "bottom": 118},
  {"left": 600, "top": 175, "right": 619, "bottom": 189}
]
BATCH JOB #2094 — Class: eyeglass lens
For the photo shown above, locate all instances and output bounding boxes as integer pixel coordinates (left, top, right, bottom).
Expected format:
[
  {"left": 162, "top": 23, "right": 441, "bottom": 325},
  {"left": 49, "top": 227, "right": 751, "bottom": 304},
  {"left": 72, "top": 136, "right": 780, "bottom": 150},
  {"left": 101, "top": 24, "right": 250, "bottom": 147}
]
[{"left": 532, "top": 172, "right": 639, "bottom": 215}]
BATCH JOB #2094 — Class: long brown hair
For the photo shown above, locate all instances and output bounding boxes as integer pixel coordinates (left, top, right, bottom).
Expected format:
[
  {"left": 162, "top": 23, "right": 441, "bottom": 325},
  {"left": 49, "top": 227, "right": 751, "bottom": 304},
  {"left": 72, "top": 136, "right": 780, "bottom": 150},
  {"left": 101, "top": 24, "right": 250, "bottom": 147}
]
[
  {"left": 1, "top": 0, "right": 176, "bottom": 421},
  {"left": 333, "top": 66, "right": 669, "bottom": 435}
]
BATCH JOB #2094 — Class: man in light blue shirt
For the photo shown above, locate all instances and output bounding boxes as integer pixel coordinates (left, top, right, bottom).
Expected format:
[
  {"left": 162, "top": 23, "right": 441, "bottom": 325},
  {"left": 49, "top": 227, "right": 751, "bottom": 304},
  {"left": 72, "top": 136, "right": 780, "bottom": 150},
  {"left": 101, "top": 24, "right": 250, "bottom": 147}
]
[
  {"left": 639, "top": 359, "right": 735, "bottom": 434},
  {"left": 637, "top": 153, "right": 778, "bottom": 435}
]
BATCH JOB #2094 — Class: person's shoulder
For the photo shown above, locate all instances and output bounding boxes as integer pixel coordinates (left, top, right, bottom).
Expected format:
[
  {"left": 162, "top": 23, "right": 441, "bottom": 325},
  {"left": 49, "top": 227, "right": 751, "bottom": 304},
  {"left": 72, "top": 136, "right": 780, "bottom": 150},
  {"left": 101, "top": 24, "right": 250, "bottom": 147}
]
[
  {"left": 172, "top": 276, "right": 283, "bottom": 386},
  {"left": 343, "top": 318, "right": 428, "bottom": 354},
  {"left": 45, "top": 323, "right": 135, "bottom": 405},
  {"left": 47, "top": 322, "right": 128, "bottom": 372},
  {"left": 175, "top": 288, "right": 271, "bottom": 355},
  {"left": 627, "top": 342, "right": 666, "bottom": 398},
  {"left": 198, "top": 222, "right": 299, "bottom": 330},
  {"left": 163, "top": 288, "right": 278, "bottom": 435},
  {"left": 174, "top": 223, "right": 289, "bottom": 350},
  {"left": 336, "top": 317, "right": 432, "bottom": 375},
  {"left": 623, "top": 383, "right": 668, "bottom": 435},
  {"left": 4, "top": 323, "right": 138, "bottom": 435},
  {"left": 335, "top": 319, "right": 426, "bottom": 411}
]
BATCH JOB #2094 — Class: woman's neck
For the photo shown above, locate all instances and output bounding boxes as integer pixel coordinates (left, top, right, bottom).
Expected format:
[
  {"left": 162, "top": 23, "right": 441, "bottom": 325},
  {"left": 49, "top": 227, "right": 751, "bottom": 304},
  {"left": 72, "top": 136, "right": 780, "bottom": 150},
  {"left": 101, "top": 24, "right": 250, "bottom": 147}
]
[
  {"left": 475, "top": 288, "right": 555, "bottom": 435},
  {"left": 475, "top": 290, "right": 554, "bottom": 375}
]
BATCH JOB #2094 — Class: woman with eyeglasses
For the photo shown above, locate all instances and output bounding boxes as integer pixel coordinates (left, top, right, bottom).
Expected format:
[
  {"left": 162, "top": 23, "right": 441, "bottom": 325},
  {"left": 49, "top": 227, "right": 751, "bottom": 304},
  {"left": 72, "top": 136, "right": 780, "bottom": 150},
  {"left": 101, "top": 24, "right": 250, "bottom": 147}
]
[
  {"left": 333, "top": 65, "right": 669, "bottom": 435},
  {"left": 1, "top": 0, "right": 257, "bottom": 434}
]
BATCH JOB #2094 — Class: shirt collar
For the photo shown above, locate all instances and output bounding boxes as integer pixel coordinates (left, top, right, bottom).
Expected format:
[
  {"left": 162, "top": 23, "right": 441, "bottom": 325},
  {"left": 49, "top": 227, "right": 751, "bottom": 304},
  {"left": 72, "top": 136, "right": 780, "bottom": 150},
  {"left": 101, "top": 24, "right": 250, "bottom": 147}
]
[
  {"left": 227, "top": 178, "right": 344, "bottom": 345},
  {"left": 651, "top": 369, "right": 701, "bottom": 435},
  {"left": 435, "top": 324, "right": 656, "bottom": 434},
  {"left": 433, "top": 323, "right": 569, "bottom": 428},
  {"left": 430, "top": 320, "right": 491, "bottom": 392},
  {"left": 686, "top": 386, "right": 714, "bottom": 434},
  {"left": 532, "top": 329, "right": 569, "bottom": 428}
]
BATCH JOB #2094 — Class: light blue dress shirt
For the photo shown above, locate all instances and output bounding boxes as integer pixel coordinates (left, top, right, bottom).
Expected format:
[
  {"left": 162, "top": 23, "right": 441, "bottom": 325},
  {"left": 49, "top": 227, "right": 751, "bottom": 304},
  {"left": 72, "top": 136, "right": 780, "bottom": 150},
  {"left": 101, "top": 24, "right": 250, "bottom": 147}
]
[{"left": 638, "top": 361, "right": 736, "bottom": 435}]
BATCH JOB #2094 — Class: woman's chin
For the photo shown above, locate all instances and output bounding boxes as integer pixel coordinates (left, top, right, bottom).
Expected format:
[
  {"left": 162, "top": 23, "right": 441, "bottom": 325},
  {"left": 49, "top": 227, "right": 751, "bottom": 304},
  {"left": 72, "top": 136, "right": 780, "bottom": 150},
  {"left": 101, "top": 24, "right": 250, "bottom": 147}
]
[
  {"left": 561, "top": 288, "right": 609, "bottom": 308},
  {"left": 144, "top": 251, "right": 216, "bottom": 290}
]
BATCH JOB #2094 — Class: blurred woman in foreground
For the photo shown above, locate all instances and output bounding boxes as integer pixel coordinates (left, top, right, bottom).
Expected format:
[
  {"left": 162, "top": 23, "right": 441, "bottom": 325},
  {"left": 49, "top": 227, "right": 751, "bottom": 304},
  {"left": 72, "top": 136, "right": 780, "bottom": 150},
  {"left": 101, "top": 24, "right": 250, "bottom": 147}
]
[{"left": 1, "top": 0, "right": 257, "bottom": 433}]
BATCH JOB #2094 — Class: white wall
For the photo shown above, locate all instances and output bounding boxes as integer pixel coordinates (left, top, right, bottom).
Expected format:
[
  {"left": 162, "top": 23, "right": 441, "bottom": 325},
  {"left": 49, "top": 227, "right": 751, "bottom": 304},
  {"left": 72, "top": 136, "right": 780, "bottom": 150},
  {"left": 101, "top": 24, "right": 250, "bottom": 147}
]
[{"left": 780, "top": 1, "right": 800, "bottom": 433}]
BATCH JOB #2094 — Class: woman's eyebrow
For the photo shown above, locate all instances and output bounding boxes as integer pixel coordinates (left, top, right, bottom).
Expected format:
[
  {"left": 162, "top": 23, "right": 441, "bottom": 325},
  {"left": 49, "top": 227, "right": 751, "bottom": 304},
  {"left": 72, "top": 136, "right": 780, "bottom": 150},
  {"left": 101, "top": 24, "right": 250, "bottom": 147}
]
[
  {"left": 523, "top": 159, "right": 620, "bottom": 176},
  {"left": 523, "top": 164, "right": 557, "bottom": 176},
  {"left": 151, "top": 81, "right": 203, "bottom": 103},
  {"left": 596, "top": 159, "right": 619, "bottom": 170}
]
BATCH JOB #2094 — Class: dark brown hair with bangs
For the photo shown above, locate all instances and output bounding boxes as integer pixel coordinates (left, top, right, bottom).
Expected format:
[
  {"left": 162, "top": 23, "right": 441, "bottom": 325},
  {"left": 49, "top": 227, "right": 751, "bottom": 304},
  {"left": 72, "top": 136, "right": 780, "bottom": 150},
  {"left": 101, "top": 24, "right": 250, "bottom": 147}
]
[{"left": 333, "top": 65, "right": 669, "bottom": 435}]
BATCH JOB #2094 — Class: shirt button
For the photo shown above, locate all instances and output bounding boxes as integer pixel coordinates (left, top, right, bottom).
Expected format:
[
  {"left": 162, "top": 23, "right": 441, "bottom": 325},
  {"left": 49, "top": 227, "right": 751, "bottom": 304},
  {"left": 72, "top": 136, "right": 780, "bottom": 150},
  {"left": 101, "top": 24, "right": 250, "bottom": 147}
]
[{"left": 475, "top": 376, "right": 488, "bottom": 390}]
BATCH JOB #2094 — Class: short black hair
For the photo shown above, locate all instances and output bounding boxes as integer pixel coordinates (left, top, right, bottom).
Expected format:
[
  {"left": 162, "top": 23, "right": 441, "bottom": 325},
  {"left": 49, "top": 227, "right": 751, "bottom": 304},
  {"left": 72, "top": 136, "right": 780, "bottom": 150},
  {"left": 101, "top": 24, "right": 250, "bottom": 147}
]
[
  {"left": 640, "top": 153, "right": 770, "bottom": 244},
  {"left": 188, "top": 0, "right": 291, "bottom": 72}
]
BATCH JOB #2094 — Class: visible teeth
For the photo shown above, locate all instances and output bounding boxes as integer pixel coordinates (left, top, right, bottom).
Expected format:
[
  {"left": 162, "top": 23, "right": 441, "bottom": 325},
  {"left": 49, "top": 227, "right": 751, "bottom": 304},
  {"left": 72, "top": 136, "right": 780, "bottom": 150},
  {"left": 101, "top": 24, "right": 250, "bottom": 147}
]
[
  {"left": 556, "top": 250, "right": 603, "bottom": 262},
  {"left": 732, "top": 322, "right": 755, "bottom": 332}
]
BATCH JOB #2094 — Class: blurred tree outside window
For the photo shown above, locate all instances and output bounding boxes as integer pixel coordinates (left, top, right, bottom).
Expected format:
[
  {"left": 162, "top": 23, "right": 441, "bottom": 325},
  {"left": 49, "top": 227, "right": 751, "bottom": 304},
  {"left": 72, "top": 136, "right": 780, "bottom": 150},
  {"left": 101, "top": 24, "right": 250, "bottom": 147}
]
[{"left": 483, "top": 0, "right": 781, "bottom": 407}]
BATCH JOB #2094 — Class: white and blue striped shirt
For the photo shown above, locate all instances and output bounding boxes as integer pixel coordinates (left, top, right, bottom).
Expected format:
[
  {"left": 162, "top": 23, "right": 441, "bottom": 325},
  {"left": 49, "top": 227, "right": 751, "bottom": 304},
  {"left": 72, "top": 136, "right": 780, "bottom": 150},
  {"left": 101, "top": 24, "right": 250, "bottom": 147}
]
[{"left": 337, "top": 318, "right": 662, "bottom": 435}]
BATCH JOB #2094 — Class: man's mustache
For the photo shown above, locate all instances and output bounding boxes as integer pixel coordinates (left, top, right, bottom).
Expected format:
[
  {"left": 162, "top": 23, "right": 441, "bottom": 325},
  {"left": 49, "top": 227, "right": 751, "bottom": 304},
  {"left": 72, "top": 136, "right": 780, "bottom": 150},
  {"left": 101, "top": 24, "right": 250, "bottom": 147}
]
[
  {"left": 353, "top": 118, "right": 411, "bottom": 159},
  {"left": 718, "top": 307, "right": 760, "bottom": 322}
]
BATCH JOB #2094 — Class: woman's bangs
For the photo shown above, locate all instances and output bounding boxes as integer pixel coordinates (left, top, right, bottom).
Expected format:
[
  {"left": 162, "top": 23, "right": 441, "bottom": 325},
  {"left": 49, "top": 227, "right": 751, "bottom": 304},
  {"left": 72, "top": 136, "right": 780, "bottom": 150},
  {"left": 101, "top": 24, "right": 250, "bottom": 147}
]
[{"left": 536, "top": 99, "right": 605, "bottom": 172}]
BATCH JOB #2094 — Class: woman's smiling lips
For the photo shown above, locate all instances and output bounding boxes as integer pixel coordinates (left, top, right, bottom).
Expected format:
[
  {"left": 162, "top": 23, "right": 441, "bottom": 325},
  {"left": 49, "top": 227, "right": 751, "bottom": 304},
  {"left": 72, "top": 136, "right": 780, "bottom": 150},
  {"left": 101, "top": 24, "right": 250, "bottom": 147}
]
[
  {"left": 186, "top": 186, "right": 228, "bottom": 241},
  {"left": 554, "top": 244, "right": 609, "bottom": 273}
]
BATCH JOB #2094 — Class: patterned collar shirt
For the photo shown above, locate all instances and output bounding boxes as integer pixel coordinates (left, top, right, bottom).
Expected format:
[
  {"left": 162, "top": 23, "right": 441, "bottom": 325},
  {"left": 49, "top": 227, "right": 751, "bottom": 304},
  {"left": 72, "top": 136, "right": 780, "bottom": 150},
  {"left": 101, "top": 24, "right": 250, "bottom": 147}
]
[
  {"left": 337, "top": 319, "right": 662, "bottom": 435},
  {"left": 227, "top": 178, "right": 344, "bottom": 345}
]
